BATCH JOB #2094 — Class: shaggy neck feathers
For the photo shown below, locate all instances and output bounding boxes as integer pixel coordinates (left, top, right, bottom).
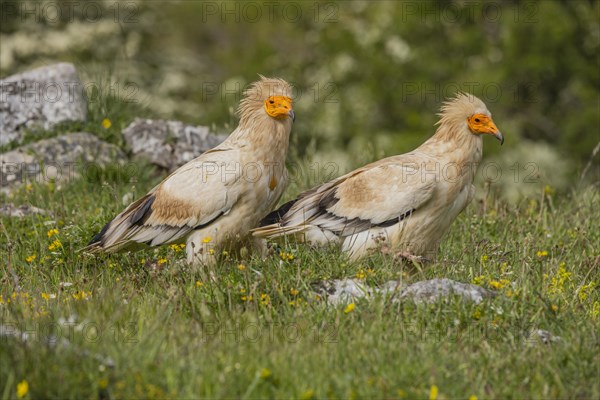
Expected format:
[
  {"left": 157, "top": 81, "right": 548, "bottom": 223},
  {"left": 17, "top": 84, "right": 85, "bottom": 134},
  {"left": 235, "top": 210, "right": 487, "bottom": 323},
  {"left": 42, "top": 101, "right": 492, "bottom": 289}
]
[
  {"left": 420, "top": 92, "right": 488, "bottom": 163},
  {"left": 227, "top": 77, "right": 293, "bottom": 153}
]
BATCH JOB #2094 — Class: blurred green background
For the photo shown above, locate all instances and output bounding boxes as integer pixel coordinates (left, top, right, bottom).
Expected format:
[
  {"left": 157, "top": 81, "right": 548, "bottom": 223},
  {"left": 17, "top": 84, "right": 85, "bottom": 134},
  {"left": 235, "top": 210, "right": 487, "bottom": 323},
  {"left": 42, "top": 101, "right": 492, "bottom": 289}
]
[{"left": 1, "top": 0, "right": 599, "bottom": 192}]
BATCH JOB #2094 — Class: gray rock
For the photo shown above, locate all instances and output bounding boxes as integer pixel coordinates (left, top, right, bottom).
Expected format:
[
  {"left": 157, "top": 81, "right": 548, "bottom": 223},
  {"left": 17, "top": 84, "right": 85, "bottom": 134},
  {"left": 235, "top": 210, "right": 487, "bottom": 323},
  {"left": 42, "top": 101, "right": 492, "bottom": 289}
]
[
  {"left": 1, "top": 132, "right": 126, "bottom": 192},
  {"left": 398, "top": 278, "right": 495, "bottom": 304},
  {"left": 0, "top": 203, "right": 48, "bottom": 217},
  {"left": 525, "top": 329, "right": 561, "bottom": 345},
  {"left": 0, "top": 63, "right": 87, "bottom": 145},
  {"left": 123, "top": 118, "right": 227, "bottom": 171},
  {"left": 313, "top": 279, "right": 375, "bottom": 305},
  {"left": 314, "top": 278, "right": 493, "bottom": 305},
  {"left": 0, "top": 322, "right": 114, "bottom": 368}
]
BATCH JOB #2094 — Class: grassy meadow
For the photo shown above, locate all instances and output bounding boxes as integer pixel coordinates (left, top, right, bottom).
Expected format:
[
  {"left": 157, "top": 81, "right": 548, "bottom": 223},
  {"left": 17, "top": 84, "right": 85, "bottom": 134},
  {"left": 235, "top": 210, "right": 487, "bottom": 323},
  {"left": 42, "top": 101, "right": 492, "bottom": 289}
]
[
  {"left": 1, "top": 113, "right": 599, "bottom": 399},
  {"left": 1, "top": 1, "right": 599, "bottom": 396}
]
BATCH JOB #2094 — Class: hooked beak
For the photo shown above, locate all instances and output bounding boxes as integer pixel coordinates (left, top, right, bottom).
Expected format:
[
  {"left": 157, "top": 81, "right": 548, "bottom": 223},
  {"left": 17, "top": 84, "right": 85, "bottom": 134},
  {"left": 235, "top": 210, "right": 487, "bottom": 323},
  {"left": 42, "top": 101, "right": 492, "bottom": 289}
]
[
  {"left": 495, "top": 131, "right": 504, "bottom": 145},
  {"left": 288, "top": 109, "right": 295, "bottom": 122},
  {"left": 467, "top": 114, "right": 504, "bottom": 146}
]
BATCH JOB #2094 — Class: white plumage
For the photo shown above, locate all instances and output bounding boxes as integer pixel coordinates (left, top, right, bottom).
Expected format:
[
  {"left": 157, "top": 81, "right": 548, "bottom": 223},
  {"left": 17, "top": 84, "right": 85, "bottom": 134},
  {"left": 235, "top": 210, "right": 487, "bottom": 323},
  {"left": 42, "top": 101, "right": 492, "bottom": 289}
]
[
  {"left": 86, "top": 76, "right": 295, "bottom": 265},
  {"left": 253, "top": 93, "right": 504, "bottom": 261}
]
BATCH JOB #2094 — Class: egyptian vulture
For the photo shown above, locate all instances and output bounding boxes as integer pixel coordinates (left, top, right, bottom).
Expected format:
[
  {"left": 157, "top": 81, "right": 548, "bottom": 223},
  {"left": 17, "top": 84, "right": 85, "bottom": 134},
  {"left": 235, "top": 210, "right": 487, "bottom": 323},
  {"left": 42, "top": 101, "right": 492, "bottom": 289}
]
[
  {"left": 253, "top": 93, "right": 503, "bottom": 261},
  {"left": 86, "top": 76, "right": 295, "bottom": 265}
]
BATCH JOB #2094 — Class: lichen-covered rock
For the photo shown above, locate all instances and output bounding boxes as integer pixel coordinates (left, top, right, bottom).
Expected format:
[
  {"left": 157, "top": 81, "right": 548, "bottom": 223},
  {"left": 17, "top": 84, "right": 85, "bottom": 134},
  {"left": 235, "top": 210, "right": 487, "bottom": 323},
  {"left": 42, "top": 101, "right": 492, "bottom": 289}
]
[
  {"left": 525, "top": 329, "right": 562, "bottom": 345},
  {"left": 312, "top": 279, "right": 375, "bottom": 305},
  {"left": 314, "top": 278, "right": 493, "bottom": 305},
  {"left": 0, "top": 203, "right": 49, "bottom": 217},
  {"left": 0, "top": 63, "right": 87, "bottom": 145},
  {"left": 123, "top": 118, "right": 227, "bottom": 171},
  {"left": 398, "top": 278, "right": 495, "bottom": 304},
  {"left": 0, "top": 132, "right": 126, "bottom": 193}
]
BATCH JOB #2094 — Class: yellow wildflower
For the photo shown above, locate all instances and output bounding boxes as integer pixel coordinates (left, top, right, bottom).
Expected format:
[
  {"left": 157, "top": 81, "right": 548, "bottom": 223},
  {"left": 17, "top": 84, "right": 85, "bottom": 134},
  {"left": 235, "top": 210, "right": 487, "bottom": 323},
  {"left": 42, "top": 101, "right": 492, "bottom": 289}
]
[
  {"left": 25, "top": 184, "right": 33, "bottom": 192},
  {"left": 25, "top": 255, "right": 36, "bottom": 263},
  {"left": 238, "top": 264, "right": 246, "bottom": 271},
  {"left": 279, "top": 251, "right": 294, "bottom": 261},
  {"left": 102, "top": 118, "right": 112, "bottom": 129},
  {"left": 551, "top": 304, "right": 558, "bottom": 312},
  {"left": 221, "top": 250, "right": 229, "bottom": 256},
  {"left": 488, "top": 279, "right": 510, "bottom": 290},
  {"left": 290, "top": 288, "right": 299, "bottom": 296},
  {"left": 157, "top": 258, "right": 167, "bottom": 264},
  {"left": 72, "top": 291, "right": 90, "bottom": 300},
  {"left": 429, "top": 385, "right": 438, "bottom": 400},
  {"left": 544, "top": 185, "right": 554, "bottom": 195},
  {"left": 169, "top": 244, "right": 185, "bottom": 252},
  {"left": 344, "top": 303, "right": 355, "bottom": 314},
  {"left": 536, "top": 250, "right": 549, "bottom": 258},
  {"left": 196, "top": 281, "right": 203, "bottom": 288},
  {"left": 202, "top": 236, "right": 212, "bottom": 243},
  {"left": 47, "top": 228, "right": 59, "bottom": 238},
  {"left": 260, "top": 368, "right": 272, "bottom": 379},
  {"left": 260, "top": 293, "right": 270, "bottom": 305},
  {"left": 48, "top": 239, "right": 62, "bottom": 251},
  {"left": 472, "top": 275, "right": 485, "bottom": 285},
  {"left": 208, "top": 249, "right": 215, "bottom": 255},
  {"left": 41, "top": 292, "right": 50, "bottom": 301},
  {"left": 16, "top": 380, "right": 28, "bottom": 398},
  {"left": 98, "top": 377, "right": 109, "bottom": 389},
  {"left": 469, "top": 396, "right": 478, "bottom": 400},
  {"left": 548, "top": 262, "right": 572, "bottom": 294},
  {"left": 300, "top": 389, "right": 316, "bottom": 400},
  {"left": 578, "top": 281, "right": 597, "bottom": 302},
  {"left": 355, "top": 269, "right": 367, "bottom": 280}
]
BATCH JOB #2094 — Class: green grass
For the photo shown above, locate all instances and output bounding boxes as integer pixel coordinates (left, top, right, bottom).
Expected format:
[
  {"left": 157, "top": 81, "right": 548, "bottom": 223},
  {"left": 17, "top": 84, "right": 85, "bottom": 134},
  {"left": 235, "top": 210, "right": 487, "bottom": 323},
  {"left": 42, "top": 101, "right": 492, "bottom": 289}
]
[
  {"left": 1, "top": 79, "right": 599, "bottom": 398},
  {"left": 1, "top": 161, "right": 599, "bottom": 399}
]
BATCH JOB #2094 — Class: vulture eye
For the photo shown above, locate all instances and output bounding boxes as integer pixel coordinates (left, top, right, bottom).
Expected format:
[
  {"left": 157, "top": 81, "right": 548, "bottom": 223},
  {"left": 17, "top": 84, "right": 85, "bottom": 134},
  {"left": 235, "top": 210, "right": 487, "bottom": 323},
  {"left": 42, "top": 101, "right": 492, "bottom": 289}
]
[
  {"left": 269, "top": 99, "right": 275, "bottom": 104},
  {"left": 474, "top": 118, "right": 480, "bottom": 123}
]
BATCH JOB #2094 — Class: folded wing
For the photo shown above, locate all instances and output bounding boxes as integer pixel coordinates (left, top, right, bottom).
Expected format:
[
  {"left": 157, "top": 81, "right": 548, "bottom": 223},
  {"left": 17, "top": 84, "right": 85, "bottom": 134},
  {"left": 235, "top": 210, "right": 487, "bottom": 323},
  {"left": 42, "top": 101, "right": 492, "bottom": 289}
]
[
  {"left": 86, "top": 149, "right": 241, "bottom": 252},
  {"left": 255, "top": 161, "right": 436, "bottom": 238}
]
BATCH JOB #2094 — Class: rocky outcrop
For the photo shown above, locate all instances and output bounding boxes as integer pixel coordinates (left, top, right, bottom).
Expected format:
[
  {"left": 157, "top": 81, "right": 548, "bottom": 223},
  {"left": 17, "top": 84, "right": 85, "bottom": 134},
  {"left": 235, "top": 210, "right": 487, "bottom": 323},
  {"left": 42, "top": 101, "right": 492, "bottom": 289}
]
[
  {"left": 314, "top": 278, "right": 495, "bottom": 305},
  {"left": 123, "top": 118, "right": 227, "bottom": 171},
  {"left": 1, "top": 132, "right": 126, "bottom": 193},
  {"left": 0, "top": 63, "right": 87, "bottom": 145},
  {"left": 0, "top": 204, "right": 49, "bottom": 217}
]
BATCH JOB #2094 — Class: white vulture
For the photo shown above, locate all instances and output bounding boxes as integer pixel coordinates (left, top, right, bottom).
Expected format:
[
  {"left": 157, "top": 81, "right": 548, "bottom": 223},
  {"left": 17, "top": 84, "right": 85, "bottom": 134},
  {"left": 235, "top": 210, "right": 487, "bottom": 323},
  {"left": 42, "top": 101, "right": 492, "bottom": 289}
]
[
  {"left": 252, "top": 93, "right": 503, "bottom": 261},
  {"left": 86, "top": 76, "right": 294, "bottom": 265}
]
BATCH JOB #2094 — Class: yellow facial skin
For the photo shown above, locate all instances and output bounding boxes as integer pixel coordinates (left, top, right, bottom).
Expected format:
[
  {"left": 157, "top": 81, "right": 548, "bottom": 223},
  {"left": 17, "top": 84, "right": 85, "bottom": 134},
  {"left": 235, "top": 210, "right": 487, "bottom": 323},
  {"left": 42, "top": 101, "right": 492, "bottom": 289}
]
[
  {"left": 467, "top": 113, "right": 504, "bottom": 144},
  {"left": 264, "top": 96, "right": 294, "bottom": 121}
]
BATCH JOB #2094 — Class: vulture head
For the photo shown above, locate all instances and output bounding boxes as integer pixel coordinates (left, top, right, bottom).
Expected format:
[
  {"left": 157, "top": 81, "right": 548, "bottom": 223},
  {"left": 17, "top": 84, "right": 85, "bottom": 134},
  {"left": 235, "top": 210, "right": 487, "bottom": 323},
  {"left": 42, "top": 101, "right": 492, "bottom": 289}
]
[
  {"left": 237, "top": 76, "right": 295, "bottom": 132},
  {"left": 438, "top": 92, "right": 504, "bottom": 145}
]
